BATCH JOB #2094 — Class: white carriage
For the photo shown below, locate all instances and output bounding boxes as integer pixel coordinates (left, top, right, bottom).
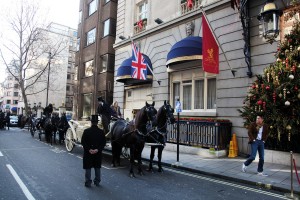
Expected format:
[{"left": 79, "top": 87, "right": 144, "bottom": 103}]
[{"left": 64, "top": 118, "right": 103, "bottom": 152}]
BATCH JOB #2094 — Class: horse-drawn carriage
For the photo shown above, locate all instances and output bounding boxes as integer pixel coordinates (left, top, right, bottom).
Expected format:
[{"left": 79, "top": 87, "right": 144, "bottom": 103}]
[
  {"left": 64, "top": 101, "right": 175, "bottom": 177},
  {"left": 64, "top": 117, "right": 106, "bottom": 152}
]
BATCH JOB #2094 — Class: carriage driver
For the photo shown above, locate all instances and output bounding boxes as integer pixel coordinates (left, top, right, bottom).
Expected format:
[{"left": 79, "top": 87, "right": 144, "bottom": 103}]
[
  {"left": 97, "top": 97, "right": 111, "bottom": 136},
  {"left": 81, "top": 115, "right": 106, "bottom": 187},
  {"left": 43, "top": 103, "right": 53, "bottom": 117}
]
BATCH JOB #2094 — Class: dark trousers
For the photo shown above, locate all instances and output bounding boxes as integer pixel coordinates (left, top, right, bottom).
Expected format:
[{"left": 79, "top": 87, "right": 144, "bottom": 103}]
[
  {"left": 6, "top": 122, "right": 10, "bottom": 130},
  {"left": 244, "top": 140, "right": 265, "bottom": 172},
  {"left": 85, "top": 168, "right": 101, "bottom": 185}
]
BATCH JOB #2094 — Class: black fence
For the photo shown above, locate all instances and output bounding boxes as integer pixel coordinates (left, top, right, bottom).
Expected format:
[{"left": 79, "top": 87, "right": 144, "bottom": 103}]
[{"left": 166, "top": 120, "right": 232, "bottom": 150}]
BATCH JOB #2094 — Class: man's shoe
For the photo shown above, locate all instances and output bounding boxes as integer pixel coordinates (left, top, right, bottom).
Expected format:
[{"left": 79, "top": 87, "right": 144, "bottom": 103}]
[
  {"left": 257, "top": 172, "right": 268, "bottom": 177},
  {"left": 242, "top": 164, "right": 247, "bottom": 172},
  {"left": 85, "top": 182, "right": 91, "bottom": 187}
]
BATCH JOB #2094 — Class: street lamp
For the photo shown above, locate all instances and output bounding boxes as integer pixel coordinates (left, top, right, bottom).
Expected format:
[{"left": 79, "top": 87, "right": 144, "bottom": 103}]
[
  {"left": 257, "top": 0, "right": 283, "bottom": 44},
  {"left": 46, "top": 52, "right": 52, "bottom": 106}
]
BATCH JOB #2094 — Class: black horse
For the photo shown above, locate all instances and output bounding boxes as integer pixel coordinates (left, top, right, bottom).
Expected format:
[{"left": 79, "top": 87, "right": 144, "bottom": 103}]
[
  {"left": 110, "top": 102, "right": 161, "bottom": 177},
  {"left": 147, "top": 100, "right": 175, "bottom": 172},
  {"left": 36, "top": 115, "right": 57, "bottom": 145}
]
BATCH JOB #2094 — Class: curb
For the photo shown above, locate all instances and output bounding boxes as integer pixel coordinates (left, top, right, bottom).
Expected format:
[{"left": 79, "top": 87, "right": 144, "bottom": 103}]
[{"left": 103, "top": 149, "right": 300, "bottom": 195}]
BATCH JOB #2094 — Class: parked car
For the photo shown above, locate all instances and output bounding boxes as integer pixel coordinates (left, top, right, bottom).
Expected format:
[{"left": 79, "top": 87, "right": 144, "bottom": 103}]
[{"left": 9, "top": 116, "right": 18, "bottom": 127}]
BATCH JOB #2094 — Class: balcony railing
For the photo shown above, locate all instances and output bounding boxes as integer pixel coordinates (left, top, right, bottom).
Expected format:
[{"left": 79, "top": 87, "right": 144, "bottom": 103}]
[
  {"left": 181, "top": 0, "right": 201, "bottom": 15},
  {"left": 134, "top": 20, "right": 147, "bottom": 34},
  {"left": 167, "top": 119, "right": 232, "bottom": 150}
]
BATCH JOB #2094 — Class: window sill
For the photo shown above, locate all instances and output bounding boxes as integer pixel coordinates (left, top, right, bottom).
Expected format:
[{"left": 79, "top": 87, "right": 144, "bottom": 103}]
[{"left": 178, "top": 110, "right": 217, "bottom": 117}]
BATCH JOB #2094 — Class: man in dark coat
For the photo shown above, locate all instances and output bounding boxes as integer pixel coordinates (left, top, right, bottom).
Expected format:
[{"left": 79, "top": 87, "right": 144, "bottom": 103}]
[
  {"left": 97, "top": 96, "right": 111, "bottom": 135},
  {"left": 81, "top": 115, "right": 106, "bottom": 187},
  {"left": 43, "top": 104, "right": 53, "bottom": 117},
  {"left": 5, "top": 111, "right": 11, "bottom": 130}
]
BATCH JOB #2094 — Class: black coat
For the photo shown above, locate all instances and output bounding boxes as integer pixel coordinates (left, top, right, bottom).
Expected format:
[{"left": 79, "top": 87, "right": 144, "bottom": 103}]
[
  {"left": 81, "top": 125, "right": 106, "bottom": 169},
  {"left": 97, "top": 102, "right": 111, "bottom": 120}
]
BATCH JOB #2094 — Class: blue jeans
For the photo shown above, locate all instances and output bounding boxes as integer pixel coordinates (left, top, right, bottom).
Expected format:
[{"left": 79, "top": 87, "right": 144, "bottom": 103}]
[{"left": 244, "top": 140, "right": 265, "bottom": 173}]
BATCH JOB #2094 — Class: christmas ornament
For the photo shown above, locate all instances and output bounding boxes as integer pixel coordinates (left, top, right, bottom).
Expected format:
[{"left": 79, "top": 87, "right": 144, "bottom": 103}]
[
  {"left": 289, "top": 74, "right": 294, "bottom": 79},
  {"left": 278, "top": 93, "right": 283, "bottom": 98},
  {"left": 285, "top": 100, "right": 290, "bottom": 106},
  {"left": 298, "top": 46, "right": 300, "bottom": 51}
]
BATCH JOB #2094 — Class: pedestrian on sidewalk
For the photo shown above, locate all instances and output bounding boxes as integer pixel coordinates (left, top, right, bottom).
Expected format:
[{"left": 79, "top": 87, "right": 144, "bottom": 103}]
[
  {"left": 81, "top": 115, "right": 106, "bottom": 187},
  {"left": 5, "top": 111, "right": 11, "bottom": 130},
  {"left": 242, "top": 114, "right": 269, "bottom": 176}
]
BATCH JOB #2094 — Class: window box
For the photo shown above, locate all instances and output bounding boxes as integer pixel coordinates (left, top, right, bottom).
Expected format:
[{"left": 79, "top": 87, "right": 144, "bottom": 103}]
[{"left": 133, "top": 18, "right": 147, "bottom": 34}]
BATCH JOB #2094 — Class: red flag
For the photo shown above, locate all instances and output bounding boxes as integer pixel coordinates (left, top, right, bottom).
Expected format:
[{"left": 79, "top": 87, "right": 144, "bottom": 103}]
[
  {"left": 202, "top": 15, "right": 219, "bottom": 74},
  {"left": 137, "top": 20, "right": 143, "bottom": 29},
  {"left": 187, "top": 0, "right": 193, "bottom": 8}
]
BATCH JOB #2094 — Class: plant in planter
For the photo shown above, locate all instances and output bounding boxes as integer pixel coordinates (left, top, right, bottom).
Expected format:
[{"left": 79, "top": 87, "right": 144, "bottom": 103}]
[{"left": 134, "top": 18, "right": 147, "bottom": 29}]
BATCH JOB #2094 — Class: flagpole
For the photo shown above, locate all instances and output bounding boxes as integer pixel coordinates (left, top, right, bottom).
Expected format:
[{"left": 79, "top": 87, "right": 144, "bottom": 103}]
[
  {"left": 200, "top": 6, "right": 236, "bottom": 77},
  {"left": 130, "top": 37, "right": 161, "bottom": 85}
]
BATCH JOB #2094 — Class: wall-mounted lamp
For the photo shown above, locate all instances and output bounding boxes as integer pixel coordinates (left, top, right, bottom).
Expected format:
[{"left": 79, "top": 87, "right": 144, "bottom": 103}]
[
  {"left": 257, "top": 0, "right": 283, "bottom": 44},
  {"left": 154, "top": 18, "right": 163, "bottom": 24},
  {"left": 119, "top": 36, "right": 126, "bottom": 40}
]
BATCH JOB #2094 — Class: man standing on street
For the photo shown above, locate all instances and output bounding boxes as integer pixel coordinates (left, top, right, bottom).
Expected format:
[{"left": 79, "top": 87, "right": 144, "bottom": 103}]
[
  {"left": 242, "top": 114, "right": 269, "bottom": 176},
  {"left": 81, "top": 115, "right": 106, "bottom": 187}
]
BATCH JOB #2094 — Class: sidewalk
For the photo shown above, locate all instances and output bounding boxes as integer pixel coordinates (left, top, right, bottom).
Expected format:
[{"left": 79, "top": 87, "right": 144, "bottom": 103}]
[{"left": 137, "top": 145, "right": 300, "bottom": 195}]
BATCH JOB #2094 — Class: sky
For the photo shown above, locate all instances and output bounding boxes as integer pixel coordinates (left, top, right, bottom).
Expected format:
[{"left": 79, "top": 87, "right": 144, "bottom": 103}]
[{"left": 0, "top": 0, "right": 80, "bottom": 82}]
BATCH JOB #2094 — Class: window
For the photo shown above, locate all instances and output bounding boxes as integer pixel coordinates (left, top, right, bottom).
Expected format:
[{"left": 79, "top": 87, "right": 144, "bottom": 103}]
[
  {"left": 7, "top": 91, "right": 11, "bottom": 96},
  {"left": 86, "top": 28, "right": 96, "bottom": 46},
  {"left": 7, "top": 100, "right": 11, "bottom": 104},
  {"left": 84, "top": 60, "right": 94, "bottom": 77},
  {"left": 13, "top": 92, "right": 18, "bottom": 97},
  {"left": 74, "top": 66, "right": 78, "bottom": 80},
  {"left": 13, "top": 100, "right": 18, "bottom": 104},
  {"left": 103, "top": 19, "right": 116, "bottom": 37},
  {"left": 79, "top": 10, "right": 82, "bottom": 24},
  {"left": 170, "top": 69, "right": 216, "bottom": 112},
  {"left": 88, "top": 0, "right": 98, "bottom": 16},
  {"left": 67, "top": 74, "right": 71, "bottom": 79},
  {"left": 105, "top": 0, "right": 110, "bottom": 3},
  {"left": 137, "top": 1, "right": 148, "bottom": 20},
  {"left": 76, "top": 38, "right": 80, "bottom": 51},
  {"left": 83, "top": 93, "right": 92, "bottom": 118},
  {"left": 14, "top": 84, "right": 19, "bottom": 89},
  {"left": 66, "top": 85, "right": 70, "bottom": 91},
  {"left": 100, "top": 54, "right": 115, "bottom": 72}
]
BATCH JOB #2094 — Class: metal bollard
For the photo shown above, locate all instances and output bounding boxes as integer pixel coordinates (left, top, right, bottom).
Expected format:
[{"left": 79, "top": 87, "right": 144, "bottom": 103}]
[{"left": 285, "top": 151, "right": 299, "bottom": 200}]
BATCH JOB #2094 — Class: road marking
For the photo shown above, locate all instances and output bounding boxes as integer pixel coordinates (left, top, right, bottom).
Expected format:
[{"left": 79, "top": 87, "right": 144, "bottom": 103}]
[
  {"left": 50, "top": 148, "right": 66, "bottom": 154},
  {"left": 102, "top": 165, "right": 126, "bottom": 170},
  {"left": 0, "top": 147, "right": 48, "bottom": 151},
  {"left": 0, "top": 151, "right": 3, "bottom": 156},
  {"left": 6, "top": 164, "right": 36, "bottom": 200},
  {"left": 165, "top": 168, "right": 288, "bottom": 199}
]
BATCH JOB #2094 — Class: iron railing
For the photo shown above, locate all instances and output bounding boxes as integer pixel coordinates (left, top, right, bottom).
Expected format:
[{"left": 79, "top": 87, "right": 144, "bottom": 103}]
[{"left": 167, "top": 120, "right": 232, "bottom": 150}]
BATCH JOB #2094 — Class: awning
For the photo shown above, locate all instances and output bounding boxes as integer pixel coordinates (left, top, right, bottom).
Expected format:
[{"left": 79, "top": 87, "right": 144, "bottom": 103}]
[
  {"left": 116, "top": 54, "right": 153, "bottom": 85},
  {"left": 11, "top": 107, "right": 18, "bottom": 112},
  {"left": 166, "top": 36, "right": 203, "bottom": 66}
]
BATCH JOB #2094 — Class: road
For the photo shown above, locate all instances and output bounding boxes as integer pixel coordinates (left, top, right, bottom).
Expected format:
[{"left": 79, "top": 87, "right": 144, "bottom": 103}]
[{"left": 0, "top": 127, "right": 290, "bottom": 200}]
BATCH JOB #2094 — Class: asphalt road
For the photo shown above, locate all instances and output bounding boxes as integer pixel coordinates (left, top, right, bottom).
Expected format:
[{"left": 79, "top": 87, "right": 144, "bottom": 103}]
[{"left": 0, "top": 127, "right": 290, "bottom": 200}]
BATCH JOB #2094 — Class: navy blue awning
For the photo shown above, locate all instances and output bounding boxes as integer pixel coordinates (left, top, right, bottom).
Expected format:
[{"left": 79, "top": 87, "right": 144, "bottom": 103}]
[
  {"left": 11, "top": 107, "right": 17, "bottom": 112},
  {"left": 166, "top": 36, "right": 202, "bottom": 66},
  {"left": 116, "top": 54, "right": 153, "bottom": 85}
]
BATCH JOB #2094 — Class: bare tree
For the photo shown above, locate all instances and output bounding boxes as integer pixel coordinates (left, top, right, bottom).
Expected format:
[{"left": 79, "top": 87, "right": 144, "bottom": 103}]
[{"left": 0, "top": 0, "right": 67, "bottom": 115}]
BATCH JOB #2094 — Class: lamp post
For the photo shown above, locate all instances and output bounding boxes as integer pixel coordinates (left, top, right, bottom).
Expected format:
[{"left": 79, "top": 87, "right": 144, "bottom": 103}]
[
  {"left": 46, "top": 52, "right": 52, "bottom": 106},
  {"left": 257, "top": 0, "right": 283, "bottom": 44}
]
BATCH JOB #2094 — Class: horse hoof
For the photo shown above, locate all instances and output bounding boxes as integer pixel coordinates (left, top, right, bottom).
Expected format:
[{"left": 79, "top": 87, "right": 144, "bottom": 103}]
[
  {"left": 138, "top": 171, "right": 145, "bottom": 176},
  {"left": 146, "top": 168, "right": 154, "bottom": 173},
  {"left": 111, "top": 164, "right": 116, "bottom": 167},
  {"left": 129, "top": 173, "right": 136, "bottom": 178},
  {"left": 158, "top": 168, "right": 164, "bottom": 173}
]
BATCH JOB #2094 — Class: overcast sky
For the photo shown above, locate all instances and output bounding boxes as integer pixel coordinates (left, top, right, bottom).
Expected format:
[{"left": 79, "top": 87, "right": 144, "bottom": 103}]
[{"left": 0, "top": 0, "right": 80, "bottom": 82}]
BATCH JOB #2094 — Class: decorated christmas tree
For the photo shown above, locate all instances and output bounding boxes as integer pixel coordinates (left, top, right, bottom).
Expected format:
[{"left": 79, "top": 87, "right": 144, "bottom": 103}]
[{"left": 239, "top": 20, "right": 300, "bottom": 153}]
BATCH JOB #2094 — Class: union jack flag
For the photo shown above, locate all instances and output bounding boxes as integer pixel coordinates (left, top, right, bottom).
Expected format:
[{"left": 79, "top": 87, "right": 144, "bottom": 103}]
[{"left": 131, "top": 42, "right": 147, "bottom": 80}]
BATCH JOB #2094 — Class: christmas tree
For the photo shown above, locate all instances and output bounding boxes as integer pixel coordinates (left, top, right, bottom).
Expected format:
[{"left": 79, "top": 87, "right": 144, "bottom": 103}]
[{"left": 239, "top": 19, "right": 300, "bottom": 153}]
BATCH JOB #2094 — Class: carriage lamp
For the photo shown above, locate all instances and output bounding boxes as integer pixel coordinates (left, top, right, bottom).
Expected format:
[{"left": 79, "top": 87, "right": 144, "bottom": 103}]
[{"left": 257, "top": 0, "right": 283, "bottom": 44}]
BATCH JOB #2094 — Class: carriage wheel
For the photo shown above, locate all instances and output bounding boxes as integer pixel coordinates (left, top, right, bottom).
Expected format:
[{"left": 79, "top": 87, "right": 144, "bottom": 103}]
[
  {"left": 121, "top": 147, "right": 130, "bottom": 159},
  {"left": 65, "top": 128, "right": 74, "bottom": 152}
]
